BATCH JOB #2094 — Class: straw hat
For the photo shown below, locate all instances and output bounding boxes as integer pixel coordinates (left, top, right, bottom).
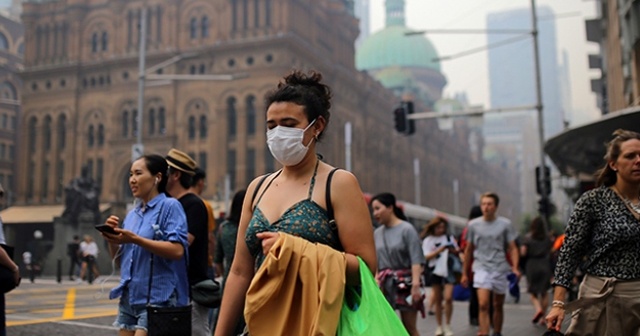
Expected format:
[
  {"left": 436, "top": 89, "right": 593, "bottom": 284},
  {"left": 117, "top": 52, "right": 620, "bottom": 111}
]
[{"left": 166, "top": 148, "right": 197, "bottom": 176}]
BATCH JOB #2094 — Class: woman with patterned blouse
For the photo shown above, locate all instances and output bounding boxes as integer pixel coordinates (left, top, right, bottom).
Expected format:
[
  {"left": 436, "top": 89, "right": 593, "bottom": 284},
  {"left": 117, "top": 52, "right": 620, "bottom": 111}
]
[
  {"left": 214, "top": 70, "right": 376, "bottom": 336},
  {"left": 546, "top": 129, "right": 640, "bottom": 334}
]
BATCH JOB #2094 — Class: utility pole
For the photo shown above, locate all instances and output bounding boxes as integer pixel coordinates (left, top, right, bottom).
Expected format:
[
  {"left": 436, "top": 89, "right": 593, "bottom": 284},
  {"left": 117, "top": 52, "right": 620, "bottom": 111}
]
[
  {"left": 133, "top": 8, "right": 148, "bottom": 162},
  {"left": 404, "top": 1, "right": 551, "bottom": 231},
  {"left": 530, "top": 0, "right": 551, "bottom": 232}
]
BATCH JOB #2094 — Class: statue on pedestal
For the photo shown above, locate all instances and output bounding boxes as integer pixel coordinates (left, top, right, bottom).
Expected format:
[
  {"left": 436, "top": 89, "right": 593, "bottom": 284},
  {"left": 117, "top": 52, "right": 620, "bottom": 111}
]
[{"left": 62, "top": 165, "right": 101, "bottom": 226}]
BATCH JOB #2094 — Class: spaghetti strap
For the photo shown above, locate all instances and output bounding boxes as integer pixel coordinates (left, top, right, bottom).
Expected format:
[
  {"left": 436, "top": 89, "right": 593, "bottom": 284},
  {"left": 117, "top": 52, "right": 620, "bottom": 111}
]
[
  {"left": 307, "top": 159, "right": 320, "bottom": 200},
  {"left": 254, "top": 170, "right": 282, "bottom": 207}
]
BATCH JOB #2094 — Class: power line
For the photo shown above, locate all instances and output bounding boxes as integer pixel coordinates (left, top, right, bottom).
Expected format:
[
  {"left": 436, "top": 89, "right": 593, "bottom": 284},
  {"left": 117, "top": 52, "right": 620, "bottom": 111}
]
[{"left": 434, "top": 34, "right": 530, "bottom": 62}]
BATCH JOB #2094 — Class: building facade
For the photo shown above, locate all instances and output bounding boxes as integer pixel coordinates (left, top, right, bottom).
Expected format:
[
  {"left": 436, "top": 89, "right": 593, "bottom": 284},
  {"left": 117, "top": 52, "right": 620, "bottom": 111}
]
[
  {"left": 0, "top": 12, "right": 22, "bottom": 208},
  {"left": 17, "top": 0, "right": 519, "bottom": 222}
]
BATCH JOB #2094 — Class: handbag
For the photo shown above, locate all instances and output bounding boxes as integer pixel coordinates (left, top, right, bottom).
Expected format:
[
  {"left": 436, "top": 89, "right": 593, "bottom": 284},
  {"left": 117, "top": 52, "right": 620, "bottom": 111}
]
[
  {"left": 191, "top": 278, "right": 222, "bottom": 308},
  {"left": 337, "top": 257, "right": 409, "bottom": 336},
  {"left": 0, "top": 243, "right": 19, "bottom": 294},
  {"left": 145, "top": 202, "right": 192, "bottom": 336}
]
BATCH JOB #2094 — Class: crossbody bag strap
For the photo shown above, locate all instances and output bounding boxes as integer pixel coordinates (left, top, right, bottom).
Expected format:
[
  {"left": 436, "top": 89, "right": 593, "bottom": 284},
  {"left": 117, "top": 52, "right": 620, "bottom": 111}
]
[
  {"left": 325, "top": 168, "right": 340, "bottom": 231},
  {"left": 147, "top": 200, "right": 166, "bottom": 306}
]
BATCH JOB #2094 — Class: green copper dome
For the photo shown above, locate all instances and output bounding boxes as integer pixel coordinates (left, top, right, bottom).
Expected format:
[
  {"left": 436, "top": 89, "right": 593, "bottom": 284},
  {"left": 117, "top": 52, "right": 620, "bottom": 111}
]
[
  {"left": 356, "top": 26, "right": 441, "bottom": 72},
  {"left": 375, "top": 66, "right": 414, "bottom": 88}
]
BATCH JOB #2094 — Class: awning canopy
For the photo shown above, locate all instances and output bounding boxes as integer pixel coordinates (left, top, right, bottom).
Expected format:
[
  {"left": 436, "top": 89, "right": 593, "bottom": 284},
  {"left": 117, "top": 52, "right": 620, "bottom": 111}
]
[
  {"left": 0, "top": 204, "right": 111, "bottom": 224},
  {"left": 545, "top": 106, "right": 640, "bottom": 177}
]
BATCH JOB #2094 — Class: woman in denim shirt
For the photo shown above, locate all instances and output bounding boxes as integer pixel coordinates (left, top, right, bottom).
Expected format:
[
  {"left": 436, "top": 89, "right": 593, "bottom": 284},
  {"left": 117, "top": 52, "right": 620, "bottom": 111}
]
[{"left": 100, "top": 154, "right": 190, "bottom": 336}]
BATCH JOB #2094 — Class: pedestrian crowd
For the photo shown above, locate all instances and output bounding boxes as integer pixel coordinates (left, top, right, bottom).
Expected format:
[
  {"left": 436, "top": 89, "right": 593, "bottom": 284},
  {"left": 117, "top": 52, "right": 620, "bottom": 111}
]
[{"left": 2, "top": 71, "right": 640, "bottom": 336}]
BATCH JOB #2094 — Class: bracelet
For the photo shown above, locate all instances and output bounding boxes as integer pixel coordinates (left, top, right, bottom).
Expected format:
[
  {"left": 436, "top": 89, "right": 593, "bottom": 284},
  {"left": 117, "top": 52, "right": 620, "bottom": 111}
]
[{"left": 552, "top": 300, "right": 565, "bottom": 309}]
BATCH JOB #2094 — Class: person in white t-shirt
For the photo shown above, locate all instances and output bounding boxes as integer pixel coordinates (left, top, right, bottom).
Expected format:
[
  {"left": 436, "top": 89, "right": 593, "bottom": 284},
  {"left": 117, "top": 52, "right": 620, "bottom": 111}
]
[
  {"left": 421, "top": 217, "right": 460, "bottom": 336},
  {"left": 78, "top": 235, "right": 99, "bottom": 283}
]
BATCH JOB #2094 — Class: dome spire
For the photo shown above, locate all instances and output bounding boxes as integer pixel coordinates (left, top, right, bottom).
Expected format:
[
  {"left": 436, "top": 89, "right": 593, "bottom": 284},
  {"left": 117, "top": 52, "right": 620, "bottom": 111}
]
[{"left": 385, "top": 0, "right": 406, "bottom": 27}]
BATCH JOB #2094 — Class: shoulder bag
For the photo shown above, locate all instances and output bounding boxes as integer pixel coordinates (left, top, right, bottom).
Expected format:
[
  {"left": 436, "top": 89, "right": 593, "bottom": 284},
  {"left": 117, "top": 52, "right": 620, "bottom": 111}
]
[
  {"left": 0, "top": 243, "right": 19, "bottom": 293},
  {"left": 145, "top": 200, "right": 192, "bottom": 336},
  {"left": 191, "top": 278, "right": 222, "bottom": 308}
]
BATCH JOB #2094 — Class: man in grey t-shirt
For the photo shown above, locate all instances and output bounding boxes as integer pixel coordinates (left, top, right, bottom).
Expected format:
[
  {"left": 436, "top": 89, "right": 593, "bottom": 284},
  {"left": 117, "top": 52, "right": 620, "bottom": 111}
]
[{"left": 461, "top": 192, "right": 520, "bottom": 336}]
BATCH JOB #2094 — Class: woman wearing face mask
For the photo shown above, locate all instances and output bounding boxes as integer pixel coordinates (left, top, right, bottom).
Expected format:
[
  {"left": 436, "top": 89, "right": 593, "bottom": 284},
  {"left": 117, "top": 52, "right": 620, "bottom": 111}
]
[{"left": 214, "top": 70, "right": 377, "bottom": 336}]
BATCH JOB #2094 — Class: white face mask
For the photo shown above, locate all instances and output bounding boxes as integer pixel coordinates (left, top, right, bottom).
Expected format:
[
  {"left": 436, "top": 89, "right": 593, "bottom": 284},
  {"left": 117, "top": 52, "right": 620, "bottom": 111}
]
[{"left": 267, "top": 119, "right": 316, "bottom": 166}]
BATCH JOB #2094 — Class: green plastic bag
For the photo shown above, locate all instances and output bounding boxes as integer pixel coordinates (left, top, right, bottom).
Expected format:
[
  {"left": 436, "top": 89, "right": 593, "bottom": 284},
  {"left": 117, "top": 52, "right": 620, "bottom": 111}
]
[{"left": 337, "top": 257, "right": 409, "bottom": 336}]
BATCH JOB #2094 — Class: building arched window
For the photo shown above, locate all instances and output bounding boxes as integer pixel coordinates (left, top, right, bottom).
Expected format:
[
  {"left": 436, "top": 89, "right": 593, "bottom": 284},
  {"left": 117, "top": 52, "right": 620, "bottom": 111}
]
[
  {"left": 56, "top": 160, "right": 64, "bottom": 199},
  {"left": 88, "top": 124, "right": 95, "bottom": 147},
  {"left": 97, "top": 124, "right": 105, "bottom": 146},
  {"left": 0, "top": 33, "right": 8, "bottom": 50},
  {"left": 42, "top": 160, "right": 50, "bottom": 199},
  {"left": 28, "top": 117, "right": 36, "bottom": 153},
  {"left": 201, "top": 16, "right": 209, "bottom": 38},
  {"left": 122, "top": 110, "right": 129, "bottom": 137},
  {"left": 246, "top": 95, "right": 256, "bottom": 135},
  {"left": 101, "top": 31, "right": 108, "bottom": 51},
  {"left": 254, "top": 0, "right": 260, "bottom": 27},
  {"left": 91, "top": 32, "right": 98, "bottom": 52},
  {"left": 0, "top": 82, "right": 16, "bottom": 100},
  {"left": 36, "top": 26, "right": 42, "bottom": 60},
  {"left": 57, "top": 114, "right": 66, "bottom": 149},
  {"left": 188, "top": 116, "right": 196, "bottom": 140},
  {"left": 43, "top": 116, "right": 52, "bottom": 151},
  {"left": 227, "top": 97, "right": 237, "bottom": 138},
  {"left": 159, "top": 107, "right": 166, "bottom": 134},
  {"left": 149, "top": 108, "right": 156, "bottom": 135},
  {"left": 190, "top": 17, "right": 198, "bottom": 39},
  {"left": 199, "top": 115, "right": 207, "bottom": 139},
  {"left": 265, "top": 0, "right": 272, "bottom": 26},
  {"left": 243, "top": 0, "right": 249, "bottom": 29},
  {"left": 132, "top": 109, "right": 138, "bottom": 137}
]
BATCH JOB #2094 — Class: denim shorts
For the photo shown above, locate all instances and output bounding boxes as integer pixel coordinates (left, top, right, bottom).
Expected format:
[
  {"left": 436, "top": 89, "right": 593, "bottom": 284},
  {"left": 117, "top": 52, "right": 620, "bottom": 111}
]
[{"left": 113, "top": 288, "right": 177, "bottom": 332}]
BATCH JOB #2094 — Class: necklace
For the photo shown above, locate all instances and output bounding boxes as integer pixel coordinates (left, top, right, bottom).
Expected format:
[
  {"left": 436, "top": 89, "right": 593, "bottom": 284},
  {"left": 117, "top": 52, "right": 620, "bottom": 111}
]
[
  {"left": 623, "top": 197, "right": 640, "bottom": 214},
  {"left": 613, "top": 186, "right": 640, "bottom": 213}
]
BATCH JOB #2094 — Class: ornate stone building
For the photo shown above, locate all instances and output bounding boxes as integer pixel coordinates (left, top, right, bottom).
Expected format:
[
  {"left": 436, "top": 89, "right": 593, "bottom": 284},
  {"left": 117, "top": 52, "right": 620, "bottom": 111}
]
[
  {"left": 0, "top": 11, "right": 22, "bottom": 207},
  {"left": 17, "top": 0, "right": 519, "bottom": 220}
]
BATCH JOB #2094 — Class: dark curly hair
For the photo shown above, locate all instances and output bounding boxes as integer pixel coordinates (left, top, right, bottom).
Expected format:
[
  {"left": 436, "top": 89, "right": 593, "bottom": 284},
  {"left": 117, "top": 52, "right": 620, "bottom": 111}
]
[
  {"left": 264, "top": 70, "right": 332, "bottom": 140},
  {"left": 595, "top": 129, "right": 640, "bottom": 187}
]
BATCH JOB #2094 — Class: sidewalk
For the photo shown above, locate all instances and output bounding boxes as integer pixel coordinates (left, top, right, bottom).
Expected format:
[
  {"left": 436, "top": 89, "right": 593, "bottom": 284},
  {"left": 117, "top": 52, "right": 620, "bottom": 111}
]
[{"left": 417, "top": 287, "right": 557, "bottom": 336}]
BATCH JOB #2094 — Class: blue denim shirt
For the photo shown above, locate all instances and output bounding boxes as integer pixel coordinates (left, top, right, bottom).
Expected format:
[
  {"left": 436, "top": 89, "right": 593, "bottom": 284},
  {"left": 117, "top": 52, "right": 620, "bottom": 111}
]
[{"left": 110, "top": 193, "right": 190, "bottom": 306}]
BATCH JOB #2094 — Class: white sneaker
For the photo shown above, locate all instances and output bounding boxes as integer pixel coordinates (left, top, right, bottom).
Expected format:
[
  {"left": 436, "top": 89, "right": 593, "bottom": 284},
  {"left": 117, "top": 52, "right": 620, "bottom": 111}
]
[
  {"left": 443, "top": 325, "right": 454, "bottom": 336},
  {"left": 435, "top": 326, "right": 443, "bottom": 336}
]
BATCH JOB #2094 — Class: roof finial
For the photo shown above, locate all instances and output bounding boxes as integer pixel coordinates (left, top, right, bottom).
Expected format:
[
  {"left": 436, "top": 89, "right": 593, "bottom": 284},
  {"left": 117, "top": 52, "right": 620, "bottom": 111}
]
[{"left": 385, "top": 0, "right": 406, "bottom": 27}]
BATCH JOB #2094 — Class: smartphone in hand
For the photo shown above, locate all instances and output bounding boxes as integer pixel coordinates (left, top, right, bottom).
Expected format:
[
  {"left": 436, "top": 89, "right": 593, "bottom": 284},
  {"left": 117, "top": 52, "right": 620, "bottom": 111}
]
[{"left": 94, "top": 224, "right": 117, "bottom": 235}]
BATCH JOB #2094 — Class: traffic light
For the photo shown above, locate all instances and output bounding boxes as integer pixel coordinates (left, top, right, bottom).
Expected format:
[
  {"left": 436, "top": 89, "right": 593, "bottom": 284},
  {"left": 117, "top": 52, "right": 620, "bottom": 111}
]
[
  {"left": 405, "top": 101, "right": 415, "bottom": 135},
  {"left": 393, "top": 106, "right": 408, "bottom": 133},
  {"left": 535, "top": 165, "right": 551, "bottom": 196},
  {"left": 393, "top": 101, "right": 415, "bottom": 135},
  {"left": 538, "top": 198, "right": 549, "bottom": 217}
]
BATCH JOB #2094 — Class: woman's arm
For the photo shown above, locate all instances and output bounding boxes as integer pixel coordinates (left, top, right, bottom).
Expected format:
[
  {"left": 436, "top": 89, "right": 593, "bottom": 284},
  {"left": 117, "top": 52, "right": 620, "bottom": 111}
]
[
  {"left": 425, "top": 245, "right": 447, "bottom": 261},
  {"left": 214, "top": 177, "right": 260, "bottom": 336},
  {"left": 553, "top": 193, "right": 595, "bottom": 288},
  {"left": 104, "top": 229, "right": 184, "bottom": 260},
  {"left": 331, "top": 170, "right": 377, "bottom": 284}
]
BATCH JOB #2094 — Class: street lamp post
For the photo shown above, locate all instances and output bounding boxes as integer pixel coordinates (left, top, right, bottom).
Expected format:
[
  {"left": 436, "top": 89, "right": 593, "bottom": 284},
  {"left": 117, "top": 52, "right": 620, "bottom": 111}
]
[
  {"left": 131, "top": 8, "right": 248, "bottom": 162},
  {"left": 530, "top": 0, "right": 551, "bottom": 229},
  {"left": 133, "top": 8, "right": 148, "bottom": 161}
]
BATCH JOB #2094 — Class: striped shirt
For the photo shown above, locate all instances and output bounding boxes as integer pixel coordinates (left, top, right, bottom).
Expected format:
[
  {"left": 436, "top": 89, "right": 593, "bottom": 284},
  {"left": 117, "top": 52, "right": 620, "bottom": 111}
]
[{"left": 109, "top": 193, "right": 190, "bottom": 306}]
